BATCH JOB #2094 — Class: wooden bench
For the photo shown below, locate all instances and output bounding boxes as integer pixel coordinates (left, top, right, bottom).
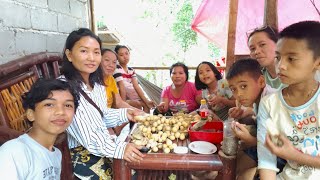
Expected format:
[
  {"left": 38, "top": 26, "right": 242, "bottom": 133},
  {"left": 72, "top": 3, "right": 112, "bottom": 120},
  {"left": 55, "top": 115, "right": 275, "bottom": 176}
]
[{"left": 0, "top": 52, "right": 74, "bottom": 180}]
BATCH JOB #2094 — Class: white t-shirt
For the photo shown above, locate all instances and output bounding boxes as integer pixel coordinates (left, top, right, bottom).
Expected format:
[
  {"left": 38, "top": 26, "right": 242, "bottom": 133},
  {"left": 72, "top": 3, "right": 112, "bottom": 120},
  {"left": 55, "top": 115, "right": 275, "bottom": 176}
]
[
  {"left": 0, "top": 134, "right": 62, "bottom": 180},
  {"left": 257, "top": 88, "right": 320, "bottom": 180}
]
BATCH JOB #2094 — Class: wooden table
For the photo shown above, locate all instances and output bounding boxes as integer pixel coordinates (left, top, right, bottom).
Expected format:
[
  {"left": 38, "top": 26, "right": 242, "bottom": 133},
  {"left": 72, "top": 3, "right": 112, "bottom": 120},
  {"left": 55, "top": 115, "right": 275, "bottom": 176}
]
[{"left": 113, "top": 139, "right": 236, "bottom": 180}]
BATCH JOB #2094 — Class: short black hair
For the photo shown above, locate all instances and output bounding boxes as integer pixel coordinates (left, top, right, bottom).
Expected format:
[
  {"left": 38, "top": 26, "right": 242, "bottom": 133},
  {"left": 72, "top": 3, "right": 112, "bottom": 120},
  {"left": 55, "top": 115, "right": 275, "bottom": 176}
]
[
  {"left": 226, "top": 58, "right": 262, "bottom": 80},
  {"left": 22, "top": 78, "right": 80, "bottom": 112},
  {"left": 114, "top": 45, "right": 130, "bottom": 54},
  {"left": 279, "top": 21, "right": 320, "bottom": 59},
  {"left": 195, "top": 61, "right": 222, "bottom": 90},
  {"left": 170, "top": 62, "right": 189, "bottom": 81}
]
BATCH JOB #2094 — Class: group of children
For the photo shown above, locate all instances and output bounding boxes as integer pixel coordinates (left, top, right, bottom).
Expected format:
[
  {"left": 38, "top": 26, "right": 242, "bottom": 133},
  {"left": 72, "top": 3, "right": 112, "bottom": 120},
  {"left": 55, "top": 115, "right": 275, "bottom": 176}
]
[
  {"left": 0, "top": 20, "right": 319, "bottom": 180},
  {"left": 159, "top": 20, "right": 320, "bottom": 180},
  {"left": 227, "top": 21, "right": 320, "bottom": 180}
]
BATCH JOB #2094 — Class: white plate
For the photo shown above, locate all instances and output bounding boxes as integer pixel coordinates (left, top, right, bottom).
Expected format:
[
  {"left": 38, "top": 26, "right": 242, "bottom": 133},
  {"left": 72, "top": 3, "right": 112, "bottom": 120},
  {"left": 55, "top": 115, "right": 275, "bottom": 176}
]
[{"left": 188, "top": 141, "right": 217, "bottom": 154}]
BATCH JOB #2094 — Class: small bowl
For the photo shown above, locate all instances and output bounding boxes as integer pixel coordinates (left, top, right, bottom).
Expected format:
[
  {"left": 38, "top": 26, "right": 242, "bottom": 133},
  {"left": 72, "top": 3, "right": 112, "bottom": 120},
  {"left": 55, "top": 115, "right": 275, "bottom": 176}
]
[{"left": 173, "top": 146, "right": 188, "bottom": 154}]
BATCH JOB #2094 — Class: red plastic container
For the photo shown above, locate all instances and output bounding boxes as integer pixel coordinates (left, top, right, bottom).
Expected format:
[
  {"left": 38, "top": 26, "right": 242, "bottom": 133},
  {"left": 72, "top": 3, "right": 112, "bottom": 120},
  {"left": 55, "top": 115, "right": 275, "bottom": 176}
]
[{"left": 188, "top": 121, "right": 223, "bottom": 144}]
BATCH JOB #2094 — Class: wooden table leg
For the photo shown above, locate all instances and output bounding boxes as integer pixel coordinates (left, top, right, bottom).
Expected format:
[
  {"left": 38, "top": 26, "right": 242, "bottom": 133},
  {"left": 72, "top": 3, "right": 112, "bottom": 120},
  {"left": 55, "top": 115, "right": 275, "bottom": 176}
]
[
  {"left": 113, "top": 159, "right": 131, "bottom": 180},
  {"left": 216, "top": 150, "right": 237, "bottom": 180}
]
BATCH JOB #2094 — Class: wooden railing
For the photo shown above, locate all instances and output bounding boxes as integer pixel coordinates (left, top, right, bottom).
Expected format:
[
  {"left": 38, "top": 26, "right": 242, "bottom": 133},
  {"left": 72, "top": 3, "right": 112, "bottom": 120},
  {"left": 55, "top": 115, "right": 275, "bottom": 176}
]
[
  {"left": 132, "top": 66, "right": 227, "bottom": 89},
  {"left": 132, "top": 66, "right": 226, "bottom": 70}
]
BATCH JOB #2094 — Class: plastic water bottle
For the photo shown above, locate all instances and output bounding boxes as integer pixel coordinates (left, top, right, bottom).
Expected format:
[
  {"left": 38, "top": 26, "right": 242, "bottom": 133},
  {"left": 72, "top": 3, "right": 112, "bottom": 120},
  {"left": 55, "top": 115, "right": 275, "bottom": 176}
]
[{"left": 222, "top": 117, "right": 238, "bottom": 156}]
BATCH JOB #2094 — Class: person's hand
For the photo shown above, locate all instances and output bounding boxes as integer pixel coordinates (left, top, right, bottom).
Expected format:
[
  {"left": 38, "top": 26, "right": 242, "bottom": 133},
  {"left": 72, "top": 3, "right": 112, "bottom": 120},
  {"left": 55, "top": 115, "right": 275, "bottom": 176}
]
[
  {"left": 265, "top": 133, "right": 299, "bottom": 161},
  {"left": 228, "top": 107, "right": 244, "bottom": 119},
  {"left": 127, "top": 108, "right": 146, "bottom": 122},
  {"left": 231, "top": 121, "right": 256, "bottom": 146},
  {"left": 157, "top": 102, "right": 166, "bottom": 113},
  {"left": 146, "top": 100, "right": 156, "bottom": 109},
  {"left": 208, "top": 95, "right": 223, "bottom": 106},
  {"left": 123, "top": 143, "right": 145, "bottom": 163}
]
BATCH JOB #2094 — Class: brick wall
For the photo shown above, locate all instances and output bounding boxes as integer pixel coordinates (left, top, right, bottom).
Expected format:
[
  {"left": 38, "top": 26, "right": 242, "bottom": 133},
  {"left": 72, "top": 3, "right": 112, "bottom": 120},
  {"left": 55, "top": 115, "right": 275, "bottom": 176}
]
[{"left": 0, "top": 0, "right": 89, "bottom": 64}]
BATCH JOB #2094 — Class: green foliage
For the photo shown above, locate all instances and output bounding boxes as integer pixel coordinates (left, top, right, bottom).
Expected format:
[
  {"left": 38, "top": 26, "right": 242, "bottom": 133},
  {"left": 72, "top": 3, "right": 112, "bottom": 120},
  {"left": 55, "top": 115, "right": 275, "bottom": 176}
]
[
  {"left": 208, "top": 43, "right": 221, "bottom": 59},
  {"left": 172, "top": 1, "right": 197, "bottom": 53}
]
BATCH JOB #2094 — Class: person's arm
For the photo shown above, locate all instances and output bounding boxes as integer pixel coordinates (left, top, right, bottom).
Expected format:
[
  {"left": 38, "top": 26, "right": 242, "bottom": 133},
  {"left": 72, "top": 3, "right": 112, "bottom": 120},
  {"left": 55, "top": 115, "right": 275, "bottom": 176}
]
[
  {"left": 231, "top": 121, "right": 257, "bottom": 147},
  {"left": 259, "top": 169, "right": 277, "bottom": 180},
  {"left": 156, "top": 87, "right": 170, "bottom": 113},
  {"left": 195, "top": 93, "right": 202, "bottom": 104},
  {"left": 157, "top": 98, "right": 169, "bottom": 113},
  {"left": 265, "top": 133, "right": 320, "bottom": 168},
  {"left": 69, "top": 113, "right": 128, "bottom": 159},
  {"left": 69, "top": 85, "right": 129, "bottom": 159},
  {"left": 114, "top": 92, "right": 142, "bottom": 111},
  {"left": 257, "top": 98, "right": 279, "bottom": 180},
  {"left": 95, "top": 84, "right": 129, "bottom": 127},
  {"left": 131, "top": 77, "right": 154, "bottom": 108},
  {"left": 117, "top": 80, "right": 127, "bottom": 101},
  {"left": 113, "top": 70, "right": 127, "bottom": 101},
  {"left": 220, "top": 96, "right": 236, "bottom": 107}
]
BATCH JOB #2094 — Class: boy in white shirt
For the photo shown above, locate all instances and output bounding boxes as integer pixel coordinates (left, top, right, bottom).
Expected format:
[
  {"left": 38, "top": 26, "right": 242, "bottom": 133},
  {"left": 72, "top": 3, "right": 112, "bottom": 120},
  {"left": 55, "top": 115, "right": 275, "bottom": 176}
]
[
  {"left": 258, "top": 21, "right": 320, "bottom": 180},
  {"left": 0, "top": 79, "right": 79, "bottom": 180}
]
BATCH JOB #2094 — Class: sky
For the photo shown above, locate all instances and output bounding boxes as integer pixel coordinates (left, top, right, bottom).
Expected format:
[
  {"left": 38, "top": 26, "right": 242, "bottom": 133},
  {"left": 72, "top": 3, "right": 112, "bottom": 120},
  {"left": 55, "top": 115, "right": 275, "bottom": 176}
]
[{"left": 94, "top": 0, "right": 220, "bottom": 67}]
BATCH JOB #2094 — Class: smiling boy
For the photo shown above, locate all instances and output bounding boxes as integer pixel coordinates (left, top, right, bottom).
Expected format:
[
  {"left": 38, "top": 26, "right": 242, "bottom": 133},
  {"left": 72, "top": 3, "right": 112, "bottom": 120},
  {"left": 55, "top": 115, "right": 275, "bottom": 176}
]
[{"left": 0, "top": 79, "right": 79, "bottom": 180}]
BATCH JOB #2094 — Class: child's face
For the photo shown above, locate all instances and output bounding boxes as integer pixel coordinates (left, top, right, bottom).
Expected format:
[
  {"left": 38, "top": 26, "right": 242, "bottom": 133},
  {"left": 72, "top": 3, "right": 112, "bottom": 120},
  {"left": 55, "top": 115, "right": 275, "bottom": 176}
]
[
  {"left": 101, "top": 51, "right": 117, "bottom": 76},
  {"left": 171, "top": 66, "right": 187, "bottom": 86},
  {"left": 248, "top": 32, "right": 277, "bottom": 68},
  {"left": 198, "top": 64, "right": 218, "bottom": 85},
  {"left": 228, "top": 72, "right": 265, "bottom": 107},
  {"left": 65, "top": 36, "right": 101, "bottom": 78},
  {"left": 117, "top": 48, "right": 130, "bottom": 66},
  {"left": 276, "top": 38, "right": 320, "bottom": 85},
  {"left": 27, "top": 90, "right": 75, "bottom": 136}
]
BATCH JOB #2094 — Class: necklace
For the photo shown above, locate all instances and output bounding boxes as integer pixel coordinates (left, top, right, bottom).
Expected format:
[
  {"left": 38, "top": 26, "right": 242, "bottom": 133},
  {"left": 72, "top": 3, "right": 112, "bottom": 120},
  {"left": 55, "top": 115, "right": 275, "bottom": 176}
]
[{"left": 286, "top": 82, "right": 319, "bottom": 106}]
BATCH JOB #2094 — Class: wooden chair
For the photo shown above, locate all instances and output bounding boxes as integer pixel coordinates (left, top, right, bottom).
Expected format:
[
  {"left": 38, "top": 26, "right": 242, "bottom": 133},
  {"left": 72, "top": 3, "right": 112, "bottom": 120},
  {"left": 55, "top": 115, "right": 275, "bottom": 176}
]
[{"left": 0, "top": 52, "right": 75, "bottom": 180}]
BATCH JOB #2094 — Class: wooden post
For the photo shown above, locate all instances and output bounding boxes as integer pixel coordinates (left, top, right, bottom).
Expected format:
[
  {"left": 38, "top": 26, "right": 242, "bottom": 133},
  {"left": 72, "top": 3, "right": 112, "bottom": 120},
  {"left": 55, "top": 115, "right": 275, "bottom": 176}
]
[
  {"left": 264, "top": 0, "right": 278, "bottom": 30},
  {"left": 113, "top": 159, "right": 131, "bottom": 180},
  {"left": 225, "top": 0, "right": 239, "bottom": 73},
  {"left": 89, "top": 0, "right": 97, "bottom": 33}
]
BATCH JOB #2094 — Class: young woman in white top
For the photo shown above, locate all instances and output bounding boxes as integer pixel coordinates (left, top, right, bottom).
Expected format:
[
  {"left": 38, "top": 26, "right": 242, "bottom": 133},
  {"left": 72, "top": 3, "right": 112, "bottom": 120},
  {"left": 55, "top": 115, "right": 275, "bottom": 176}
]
[{"left": 60, "top": 28, "right": 144, "bottom": 179}]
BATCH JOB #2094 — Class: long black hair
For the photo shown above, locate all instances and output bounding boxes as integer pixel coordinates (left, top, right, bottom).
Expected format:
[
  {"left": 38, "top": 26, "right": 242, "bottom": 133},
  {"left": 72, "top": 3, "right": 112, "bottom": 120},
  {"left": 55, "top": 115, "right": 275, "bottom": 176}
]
[
  {"left": 114, "top": 45, "right": 130, "bottom": 54},
  {"left": 61, "top": 28, "right": 104, "bottom": 89},
  {"left": 195, "top": 61, "right": 222, "bottom": 90}
]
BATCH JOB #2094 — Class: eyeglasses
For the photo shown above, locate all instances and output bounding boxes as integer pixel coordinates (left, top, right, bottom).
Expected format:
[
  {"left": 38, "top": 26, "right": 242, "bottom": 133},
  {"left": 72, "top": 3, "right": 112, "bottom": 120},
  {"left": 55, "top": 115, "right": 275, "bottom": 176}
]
[{"left": 246, "top": 25, "right": 277, "bottom": 38}]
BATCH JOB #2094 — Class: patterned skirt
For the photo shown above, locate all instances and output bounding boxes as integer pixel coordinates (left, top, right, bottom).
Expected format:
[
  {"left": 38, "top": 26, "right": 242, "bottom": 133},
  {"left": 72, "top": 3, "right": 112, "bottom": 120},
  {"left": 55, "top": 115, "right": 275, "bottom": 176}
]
[{"left": 70, "top": 146, "right": 113, "bottom": 180}]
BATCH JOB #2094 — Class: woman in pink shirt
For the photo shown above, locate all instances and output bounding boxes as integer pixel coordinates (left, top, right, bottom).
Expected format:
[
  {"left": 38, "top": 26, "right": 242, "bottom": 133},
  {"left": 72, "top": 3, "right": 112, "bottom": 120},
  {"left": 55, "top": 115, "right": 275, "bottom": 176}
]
[{"left": 157, "top": 62, "right": 202, "bottom": 114}]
